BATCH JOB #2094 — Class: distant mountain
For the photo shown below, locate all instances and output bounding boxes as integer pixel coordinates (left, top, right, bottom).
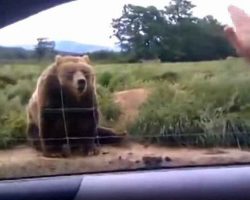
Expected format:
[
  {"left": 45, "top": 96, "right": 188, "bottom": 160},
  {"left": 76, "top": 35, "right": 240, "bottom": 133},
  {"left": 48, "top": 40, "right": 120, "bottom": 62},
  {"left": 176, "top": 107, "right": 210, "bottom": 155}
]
[
  {"left": 0, "top": 45, "right": 33, "bottom": 60},
  {"left": 54, "top": 40, "right": 114, "bottom": 54},
  {"left": 21, "top": 44, "right": 35, "bottom": 50},
  {"left": 0, "top": 40, "right": 119, "bottom": 54}
]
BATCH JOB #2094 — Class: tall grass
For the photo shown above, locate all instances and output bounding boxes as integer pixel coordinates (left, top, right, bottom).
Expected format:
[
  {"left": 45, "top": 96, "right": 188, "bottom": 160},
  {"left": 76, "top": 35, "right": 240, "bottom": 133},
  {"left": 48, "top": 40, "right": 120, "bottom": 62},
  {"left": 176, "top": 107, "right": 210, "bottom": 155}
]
[
  {"left": 1, "top": 58, "right": 250, "bottom": 149},
  {"left": 129, "top": 59, "right": 250, "bottom": 148}
]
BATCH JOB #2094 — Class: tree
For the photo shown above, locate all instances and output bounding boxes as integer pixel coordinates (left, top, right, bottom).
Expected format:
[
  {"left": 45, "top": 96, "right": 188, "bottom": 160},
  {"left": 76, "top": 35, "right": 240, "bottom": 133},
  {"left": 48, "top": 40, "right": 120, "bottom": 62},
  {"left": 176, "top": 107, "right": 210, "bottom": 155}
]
[
  {"left": 164, "top": 0, "right": 196, "bottom": 24},
  {"left": 159, "top": 0, "right": 197, "bottom": 61},
  {"left": 35, "top": 37, "right": 55, "bottom": 60},
  {"left": 112, "top": 4, "right": 165, "bottom": 60},
  {"left": 111, "top": 1, "right": 235, "bottom": 62}
]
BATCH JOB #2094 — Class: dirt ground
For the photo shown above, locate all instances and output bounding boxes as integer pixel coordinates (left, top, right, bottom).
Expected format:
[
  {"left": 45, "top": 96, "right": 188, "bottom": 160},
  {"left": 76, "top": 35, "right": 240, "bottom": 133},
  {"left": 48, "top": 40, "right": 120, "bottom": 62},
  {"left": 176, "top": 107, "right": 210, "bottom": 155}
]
[
  {"left": 1, "top": 88, "right": 250, "bottom": 179},
  {"left": 114, "top": 88, "right": 150, "bottom": 121},
  {"left": 1, "top": 143, "right": 250, "bottom": 179}
]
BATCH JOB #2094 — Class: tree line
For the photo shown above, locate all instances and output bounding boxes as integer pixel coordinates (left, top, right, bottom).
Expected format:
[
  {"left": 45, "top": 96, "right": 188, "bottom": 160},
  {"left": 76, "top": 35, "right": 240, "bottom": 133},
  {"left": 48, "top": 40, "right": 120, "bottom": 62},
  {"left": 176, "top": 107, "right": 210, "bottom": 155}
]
[{"left": 111, "top": 0, "right": 236, "bottom": 62}]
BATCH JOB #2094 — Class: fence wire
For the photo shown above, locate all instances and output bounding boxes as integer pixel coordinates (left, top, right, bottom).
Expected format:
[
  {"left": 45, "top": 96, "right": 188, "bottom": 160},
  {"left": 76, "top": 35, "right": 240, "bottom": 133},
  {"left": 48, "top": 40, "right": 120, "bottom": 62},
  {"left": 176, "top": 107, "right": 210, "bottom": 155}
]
[
  {"left": 20, "top": 102, "right": 250, "bottom": 149},
  {"left": 9, "top": 132, "right": 250, "bottom": 142},
  {"left": 43, "top": 107, "right": 96, "bottom": 113}
]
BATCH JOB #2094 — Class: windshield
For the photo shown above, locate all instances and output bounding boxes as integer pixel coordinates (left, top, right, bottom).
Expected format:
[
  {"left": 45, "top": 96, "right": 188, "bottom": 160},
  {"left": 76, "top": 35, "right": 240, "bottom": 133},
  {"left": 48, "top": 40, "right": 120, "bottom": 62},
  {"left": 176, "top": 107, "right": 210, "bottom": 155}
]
[{"left": 1, "top": 0, "right": 250, "bottom": 179}]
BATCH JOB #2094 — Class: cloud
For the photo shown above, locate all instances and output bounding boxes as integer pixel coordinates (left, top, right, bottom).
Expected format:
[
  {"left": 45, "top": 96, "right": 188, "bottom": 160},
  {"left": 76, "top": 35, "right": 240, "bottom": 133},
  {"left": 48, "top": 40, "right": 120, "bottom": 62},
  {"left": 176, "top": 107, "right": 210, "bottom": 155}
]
[{"left": 0, "top": 0, "right": 249, "bottom": 47}]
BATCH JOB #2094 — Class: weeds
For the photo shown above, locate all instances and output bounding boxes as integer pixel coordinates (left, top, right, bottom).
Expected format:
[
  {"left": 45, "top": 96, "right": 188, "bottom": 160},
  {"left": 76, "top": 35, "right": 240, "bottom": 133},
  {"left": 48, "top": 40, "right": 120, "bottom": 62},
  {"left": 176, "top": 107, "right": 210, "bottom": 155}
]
[{"left": 1, "top": 58, "right": 250, "bottom": 148}]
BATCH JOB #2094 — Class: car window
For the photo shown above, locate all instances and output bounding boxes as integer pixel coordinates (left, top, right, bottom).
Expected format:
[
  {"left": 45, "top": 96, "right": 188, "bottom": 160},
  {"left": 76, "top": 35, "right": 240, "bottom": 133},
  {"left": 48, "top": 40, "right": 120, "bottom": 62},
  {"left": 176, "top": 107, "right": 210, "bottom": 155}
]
[{"left": 0, "top": 0, "right": 250, "bottom": 179}]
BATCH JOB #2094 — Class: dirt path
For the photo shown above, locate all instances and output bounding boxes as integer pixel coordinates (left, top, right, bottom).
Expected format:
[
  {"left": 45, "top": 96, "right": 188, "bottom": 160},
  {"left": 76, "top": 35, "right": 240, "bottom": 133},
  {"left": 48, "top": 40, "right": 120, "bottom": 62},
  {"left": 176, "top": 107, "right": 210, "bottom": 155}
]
[
  {"left": 1, "top": 143, "right": 250, "bottom": 179},
  {"left": 113, "top": 88, "right": 150, "bottom": 130},
  {"left": 114, "top": 88, "right": 150, "bottom": 119}
]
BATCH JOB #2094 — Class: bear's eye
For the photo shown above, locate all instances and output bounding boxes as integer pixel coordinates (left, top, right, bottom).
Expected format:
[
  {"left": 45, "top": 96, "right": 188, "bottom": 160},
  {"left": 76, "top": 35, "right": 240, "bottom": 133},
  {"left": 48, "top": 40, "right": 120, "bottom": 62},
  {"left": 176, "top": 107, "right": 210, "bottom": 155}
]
[
  {"left": 81, "top": 70, "right": 90, "bottom": 78},
  {"left": 66, "top": 70, "right": 75, "bottom": 76},
  {"left": 85, "top": 73, "right": 89, "bottom": 78}
]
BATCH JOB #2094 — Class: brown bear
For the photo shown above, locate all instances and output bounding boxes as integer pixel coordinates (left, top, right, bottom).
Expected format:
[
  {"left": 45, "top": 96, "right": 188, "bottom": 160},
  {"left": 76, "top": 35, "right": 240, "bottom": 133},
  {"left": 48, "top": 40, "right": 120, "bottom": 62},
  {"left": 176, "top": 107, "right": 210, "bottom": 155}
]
[{"left": 26, "top": 54, "right": 125, "bottom": 157}]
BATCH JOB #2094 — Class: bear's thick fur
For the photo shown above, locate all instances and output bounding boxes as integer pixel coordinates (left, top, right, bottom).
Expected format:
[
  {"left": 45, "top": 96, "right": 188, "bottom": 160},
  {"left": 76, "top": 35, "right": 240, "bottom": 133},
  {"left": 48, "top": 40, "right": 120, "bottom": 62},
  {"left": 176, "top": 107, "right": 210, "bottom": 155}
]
[{"left": 26, "top": 55, "right": 125, "bottom": 157}]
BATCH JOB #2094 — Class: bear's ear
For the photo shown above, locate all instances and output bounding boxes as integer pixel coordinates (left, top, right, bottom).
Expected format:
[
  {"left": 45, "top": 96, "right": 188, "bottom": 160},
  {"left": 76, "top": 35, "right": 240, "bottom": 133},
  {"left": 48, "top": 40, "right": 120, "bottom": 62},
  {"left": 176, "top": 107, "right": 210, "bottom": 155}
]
[
  {"left": 82, "top": 55, "right": 91, "bottom": 64},
  {"left": 55, "top": 55, "right": 62, "bottom": 65}
]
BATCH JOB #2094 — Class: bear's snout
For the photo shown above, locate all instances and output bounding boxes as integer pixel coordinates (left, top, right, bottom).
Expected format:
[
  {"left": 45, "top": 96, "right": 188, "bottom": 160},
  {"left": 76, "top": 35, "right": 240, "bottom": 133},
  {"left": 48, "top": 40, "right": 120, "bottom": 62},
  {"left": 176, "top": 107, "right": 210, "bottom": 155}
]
[
  {"left": 78, "top": 78, "right": 86, "bottom": 86},
  {"left": 77, "top": 78, "right": 87, "bottom": 93}
]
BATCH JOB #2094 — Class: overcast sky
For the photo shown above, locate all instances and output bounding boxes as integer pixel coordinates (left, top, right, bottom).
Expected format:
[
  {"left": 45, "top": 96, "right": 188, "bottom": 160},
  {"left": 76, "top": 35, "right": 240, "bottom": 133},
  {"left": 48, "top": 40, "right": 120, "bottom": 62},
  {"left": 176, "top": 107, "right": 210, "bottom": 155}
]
[{"left": 0, "top": 0, "right": 249, "bottom": 48}]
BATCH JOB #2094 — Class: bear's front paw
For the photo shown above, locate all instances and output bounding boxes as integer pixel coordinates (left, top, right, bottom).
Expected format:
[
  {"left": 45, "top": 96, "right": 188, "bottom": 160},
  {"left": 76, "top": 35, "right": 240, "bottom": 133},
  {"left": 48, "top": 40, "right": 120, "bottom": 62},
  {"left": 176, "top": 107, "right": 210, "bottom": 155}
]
[
  {"left": 61, "top": 144, "right": 71, "bottom": 157},
  {"left": 91, "top": 146, "right": 100, "bottom": 156},
  {"left": 42, "top": 151, "right": 65, "bottom": 158},
  {"left": 81, "top": 144, "right": 100, "bottom": 156}
]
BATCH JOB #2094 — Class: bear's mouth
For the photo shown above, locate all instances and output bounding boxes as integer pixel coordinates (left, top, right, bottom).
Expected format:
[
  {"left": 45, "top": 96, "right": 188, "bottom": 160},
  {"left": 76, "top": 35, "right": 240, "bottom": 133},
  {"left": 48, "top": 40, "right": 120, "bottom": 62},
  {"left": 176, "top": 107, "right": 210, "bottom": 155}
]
[
  {"left": 76, "top": 77, "right": 87, "bottom": 94},
  {"left": 77, "top": 86, "right": 86, "bottom": 93}
]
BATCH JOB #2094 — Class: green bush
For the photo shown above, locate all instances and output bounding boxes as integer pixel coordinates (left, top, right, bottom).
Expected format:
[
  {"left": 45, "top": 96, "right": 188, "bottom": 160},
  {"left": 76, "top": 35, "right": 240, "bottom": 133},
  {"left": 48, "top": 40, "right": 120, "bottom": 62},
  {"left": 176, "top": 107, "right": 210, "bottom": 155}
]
[
  {"left": 0, "top": 96, "right": 26, "bottom": 149},
  {"left": 152, "top": 71, "right": 179, "bottom": 83},
  {"left": 0, "top": 75, "right": 16, "bottom": 89},
  {"left": 129, "top": 79, "right": 250, "bottom": 148},
  {"left": 5, "top": 80, "right": 34, "bottom": 105},
  {"left": 98, "top": 71, "right": 113, "bottom": 88},
  {"left": 108, "top": 72, "right": 141, "bottom": 92},
  {"left": 97, "top": 86, "right": 122, "bottom": 126}
]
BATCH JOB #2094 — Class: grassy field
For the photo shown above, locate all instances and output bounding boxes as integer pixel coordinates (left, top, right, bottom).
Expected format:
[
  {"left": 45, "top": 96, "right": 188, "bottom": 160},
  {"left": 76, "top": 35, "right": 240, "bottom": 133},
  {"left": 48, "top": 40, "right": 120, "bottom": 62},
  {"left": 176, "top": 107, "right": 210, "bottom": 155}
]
[{"left": 1, "top": 58, "right": 250, "bottom": 149}]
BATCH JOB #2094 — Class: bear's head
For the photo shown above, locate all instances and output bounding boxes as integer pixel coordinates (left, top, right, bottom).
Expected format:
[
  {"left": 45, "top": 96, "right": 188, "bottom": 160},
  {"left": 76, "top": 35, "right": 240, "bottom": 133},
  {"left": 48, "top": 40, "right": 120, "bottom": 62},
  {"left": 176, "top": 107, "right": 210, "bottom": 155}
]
[{"left": 54, "top": 54, "right": 96, "bottom": 97}]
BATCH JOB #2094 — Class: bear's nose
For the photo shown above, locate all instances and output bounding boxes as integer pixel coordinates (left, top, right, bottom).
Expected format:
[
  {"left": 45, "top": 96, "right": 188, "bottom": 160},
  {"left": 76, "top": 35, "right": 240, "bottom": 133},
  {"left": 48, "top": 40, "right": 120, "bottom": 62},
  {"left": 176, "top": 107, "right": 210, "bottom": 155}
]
[{"left": 77, "top": 79, "right": 86, "bottom": 86}]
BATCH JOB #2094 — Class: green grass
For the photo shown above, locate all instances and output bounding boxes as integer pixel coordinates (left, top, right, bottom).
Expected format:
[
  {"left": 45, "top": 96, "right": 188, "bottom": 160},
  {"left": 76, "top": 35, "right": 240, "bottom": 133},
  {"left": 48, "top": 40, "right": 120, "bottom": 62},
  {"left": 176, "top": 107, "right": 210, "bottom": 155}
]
[{"left": 1, "top": 58, "right": 250, "bottom": 149}]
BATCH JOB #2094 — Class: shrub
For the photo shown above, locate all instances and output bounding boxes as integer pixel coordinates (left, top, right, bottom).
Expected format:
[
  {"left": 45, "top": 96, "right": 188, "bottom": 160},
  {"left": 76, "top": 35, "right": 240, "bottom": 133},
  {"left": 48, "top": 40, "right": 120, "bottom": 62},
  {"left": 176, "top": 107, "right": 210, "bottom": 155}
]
[
  {"left": 97, "top": 86, "right": 122, "bottom": 126},
  {"left": 129, "top": 79, "right": 250, "bottom": 148},
  {"left": 98, "top": 71, "right": 113, "bottom": 88},
  {"left": 0, "top": 96, "right": 26, "bottom": 149},
  {"left": 152, "top": 71, "right": 179, "bottom": 83},
  {"left": 5, "top": 80, "right": 34, "bottom": 105}
]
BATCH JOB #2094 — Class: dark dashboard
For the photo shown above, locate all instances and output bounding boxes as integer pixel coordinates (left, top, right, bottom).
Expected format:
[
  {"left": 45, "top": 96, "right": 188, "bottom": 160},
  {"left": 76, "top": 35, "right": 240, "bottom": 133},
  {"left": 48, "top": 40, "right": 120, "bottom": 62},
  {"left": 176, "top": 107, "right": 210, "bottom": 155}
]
[{"left": 1, "top": 164, "right": 250, "bottom": 200}]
